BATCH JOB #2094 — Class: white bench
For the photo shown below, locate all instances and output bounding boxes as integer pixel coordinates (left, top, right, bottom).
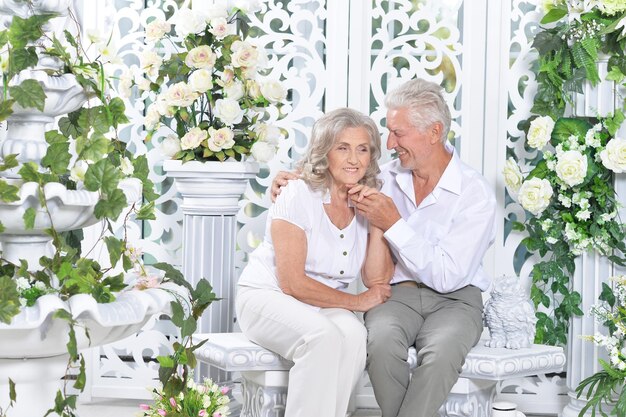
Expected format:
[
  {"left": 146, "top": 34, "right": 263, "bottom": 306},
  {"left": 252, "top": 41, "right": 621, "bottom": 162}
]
[{"left": 193, "top": 332, "right": 566, "bottom": 417}]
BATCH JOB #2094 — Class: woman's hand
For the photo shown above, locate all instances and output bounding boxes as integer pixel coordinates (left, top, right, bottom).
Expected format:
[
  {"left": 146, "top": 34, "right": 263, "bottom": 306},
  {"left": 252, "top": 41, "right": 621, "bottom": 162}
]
[
  {"left": 355, "top": 283, "right": 391, "bottom": 312},
  {"left": 270, "top": 171, "right": 300, "bottom": 202},
  {"left": 347, "top": 184, "right": 379, "bottom": 203}
]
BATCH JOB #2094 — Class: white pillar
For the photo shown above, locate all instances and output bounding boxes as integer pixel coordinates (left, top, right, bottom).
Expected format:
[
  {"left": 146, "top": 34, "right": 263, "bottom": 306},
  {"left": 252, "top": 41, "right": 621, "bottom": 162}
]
[{"left": 163, "top": 160, "right": 259, "bottom": 381}]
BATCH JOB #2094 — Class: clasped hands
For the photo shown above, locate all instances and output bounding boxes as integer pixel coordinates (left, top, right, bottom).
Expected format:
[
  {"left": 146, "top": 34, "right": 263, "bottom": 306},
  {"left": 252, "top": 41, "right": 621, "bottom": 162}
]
[{"left": 270, "top": 172, "right": 401, "bottom": 232}]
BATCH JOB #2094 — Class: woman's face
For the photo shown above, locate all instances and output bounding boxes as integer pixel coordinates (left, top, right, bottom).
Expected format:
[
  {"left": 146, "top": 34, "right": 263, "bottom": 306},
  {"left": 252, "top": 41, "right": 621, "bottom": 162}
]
[{"left": 326, "top": 126, "right": 372, "bottom": 189}]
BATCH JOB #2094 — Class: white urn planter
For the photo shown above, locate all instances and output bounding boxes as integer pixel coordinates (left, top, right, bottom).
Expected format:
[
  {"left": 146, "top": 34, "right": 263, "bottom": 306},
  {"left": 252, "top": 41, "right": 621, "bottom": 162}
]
[
  {"left": 163, "top": 160, "right": 259, "bottom": 380},
  {"left": 0, "top": 290, "right": 173, "bottom": 417}
]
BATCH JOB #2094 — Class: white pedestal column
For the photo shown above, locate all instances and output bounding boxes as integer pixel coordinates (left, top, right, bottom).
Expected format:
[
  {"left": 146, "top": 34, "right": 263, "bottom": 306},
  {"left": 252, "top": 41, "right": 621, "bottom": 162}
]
[{"left": 163, "top": 160, "right": 259, "bottom": 382}]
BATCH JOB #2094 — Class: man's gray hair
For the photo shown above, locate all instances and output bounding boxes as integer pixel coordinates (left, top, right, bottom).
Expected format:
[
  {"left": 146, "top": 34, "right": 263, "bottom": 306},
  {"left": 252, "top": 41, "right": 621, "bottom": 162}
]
[
  {"left": 385, "top": 78, "right": 452, "bottom": 143},
  {"left": 298, "top": 108, "right": 382, "bottom": 191}
]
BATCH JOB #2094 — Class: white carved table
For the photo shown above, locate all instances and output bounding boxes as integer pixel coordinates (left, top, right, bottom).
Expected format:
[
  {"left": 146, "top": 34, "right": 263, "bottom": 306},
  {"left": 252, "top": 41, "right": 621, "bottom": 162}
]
[{"left": 193, "top": 333, "right": 566, "bottom": 417}]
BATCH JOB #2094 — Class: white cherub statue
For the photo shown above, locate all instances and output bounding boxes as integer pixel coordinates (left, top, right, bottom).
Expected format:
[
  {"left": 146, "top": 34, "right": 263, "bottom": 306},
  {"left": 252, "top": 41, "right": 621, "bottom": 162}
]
[{"left": 484, "top": 276, "right": 537, "bottom": 349}]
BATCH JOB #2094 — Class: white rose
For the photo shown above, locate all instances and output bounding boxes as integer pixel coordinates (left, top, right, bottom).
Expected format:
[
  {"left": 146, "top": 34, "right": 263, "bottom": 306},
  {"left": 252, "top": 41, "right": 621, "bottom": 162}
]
[
  {"left": 70, "top": 160, "right": 90, "bottom": 183},
  {"left": 161, "top": 134, "right": 182, "bottom": 157},
  {"left": 15, "top": 277, "right": 29, "bottom": 291},
  {"left": 260, "top": 79, "right": 287, "bottom": 104},
  {"left": 189, "top": 69, "right": 213, "bottom": 93},
  {"left": 118, "top": 69, "right": 133, "bottom": 98},
  {"left": 600, "top": 137, "right": 626, "bottom": 173},
  {"left": 174, "top": 8, "right": 207, "bottom": 37},
  {"left": 250, "top": 141, "right": 276, "bottom": 162},
  {"left": 255, "top": 123, "right": 281, "bottom": 145},
  {"left": 180, "top": 127, "right": 207, "bottom": 150},
  {"left": 246, "top": 79, "right": 262, "bottom": 100},
  {"left": 502, "top": 157, "right": 523, "bottom": 194},
  {"left": 120, "top": 157, "right": 134, "bottom": 176},
  {"left": 558, "top": 193, "right": 572, "bottom": 208},
  {"left": 527, "top": 115, "right": 555, "bottom": 149},
  {"left": 135, "top": 76, "right": 151, "bottom": 91},
  {"left": 234, "top": 0, "right": 262, "bottom": 13},
  {"left": 185, "top": 45, "right": 216, "bottom": 70},
  {"left": 144, "top": 104, "right": 161, "bottom": 130},
  {"left": 155, "top": 94, "right": 175, "bottom": 117},
  {"left": 231, "top": 40, "right": 259, "bottom": 68},
  {"left": 139, "top": 50, "right": 162, "bottom": 79},
  {"left": 209, "top": 17, "right": 230, "bottom": 39},
  {"left": 221, "top": 68, "right": 235, "bottom": 84},
  {"left": 546, "top": 237, "right": 558, "bottom": 244},
  {"left": 518, "top": 177, "right": 553, "bottom": 216},
  {"left": 224, "top": 81, "right": 245, "bottom": 100},
  {"left": 207, "top": 127, "right": 235, "bottom": 152},
  {"left": 555, "top": 150, "right": 587, "bottom": 187},
  {"left": 145, "top": 19, "right": 171, "bottom": 42},
  {"left": 165, "top": 82, "right": 198, "bottom": 107},
  {"left": 214, "top": 98, "right": 245, "bottom": 125}
]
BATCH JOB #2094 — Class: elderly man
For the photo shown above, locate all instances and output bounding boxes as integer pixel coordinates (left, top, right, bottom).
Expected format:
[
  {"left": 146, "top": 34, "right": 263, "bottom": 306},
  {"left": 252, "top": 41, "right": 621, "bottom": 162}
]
[{"left": 272, "top": 78, "right": 496, "bottom": 417}]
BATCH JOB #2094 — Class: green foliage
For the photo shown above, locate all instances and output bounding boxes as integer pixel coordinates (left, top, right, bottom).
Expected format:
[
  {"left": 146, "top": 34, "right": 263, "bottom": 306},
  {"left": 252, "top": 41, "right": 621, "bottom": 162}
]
[
  {"left": 0, "top": 275, "right": 20, "bottom": 324},
  {"left": 8, "top": 79, "right": 46, "bottom": 112},
  {"left": 576, "top": 363, "right": 626, "bottom": 417}
]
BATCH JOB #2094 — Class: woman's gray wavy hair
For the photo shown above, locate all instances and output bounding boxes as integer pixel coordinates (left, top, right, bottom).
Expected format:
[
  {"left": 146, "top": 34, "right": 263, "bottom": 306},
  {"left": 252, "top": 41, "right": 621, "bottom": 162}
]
[
  {"left": 297, "top": 108, "right": 382, "bottom": 192},
  {"left": 385, "top": 78, "right": 451, "bottom": 143}
]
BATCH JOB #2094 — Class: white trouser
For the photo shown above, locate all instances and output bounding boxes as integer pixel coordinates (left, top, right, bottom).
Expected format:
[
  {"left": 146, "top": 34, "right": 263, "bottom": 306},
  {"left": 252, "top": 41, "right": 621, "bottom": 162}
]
[{"left": 236, "top": 286, "right": 367, "bottom": 417}]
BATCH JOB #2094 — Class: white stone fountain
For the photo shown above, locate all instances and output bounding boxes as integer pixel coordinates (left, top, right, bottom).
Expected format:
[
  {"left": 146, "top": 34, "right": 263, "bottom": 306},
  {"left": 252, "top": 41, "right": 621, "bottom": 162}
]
[{"left": 0, "top": 2, "right": 171, "bottom": 416}]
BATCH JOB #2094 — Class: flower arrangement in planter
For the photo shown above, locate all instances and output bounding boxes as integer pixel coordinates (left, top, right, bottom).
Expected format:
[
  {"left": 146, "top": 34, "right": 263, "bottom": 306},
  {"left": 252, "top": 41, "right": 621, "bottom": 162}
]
[
  {"left": 504, "top": 0, "right": 626, "bottom": 346},
  {"left": 133, "top": 2, "right": 287, "bottom": 163},
  {"left": 139, "top": 377, "right": 230, "bottom": 417}
]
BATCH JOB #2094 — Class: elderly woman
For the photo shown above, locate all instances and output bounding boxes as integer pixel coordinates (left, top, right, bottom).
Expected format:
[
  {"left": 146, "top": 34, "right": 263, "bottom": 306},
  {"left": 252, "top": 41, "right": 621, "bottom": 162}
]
[{"left": 236, "top": 108, "right": 394, "bottom": 417}]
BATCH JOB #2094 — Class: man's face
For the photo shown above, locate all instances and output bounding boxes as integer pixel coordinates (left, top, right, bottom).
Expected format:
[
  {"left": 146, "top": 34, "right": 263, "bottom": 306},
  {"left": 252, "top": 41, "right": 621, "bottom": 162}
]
[{"left": 386, "top": 107, "right": 437, "bottom": 170}]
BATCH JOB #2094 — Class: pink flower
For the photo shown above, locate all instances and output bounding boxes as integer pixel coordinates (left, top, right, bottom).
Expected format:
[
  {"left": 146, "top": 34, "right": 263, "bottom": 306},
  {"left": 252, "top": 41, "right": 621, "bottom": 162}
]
[
  {"left": 169, "top": 397, "right": 177, "bottom": 408},
  {"left": 220, "top": 386, "right": 230, "bottom": 395},
  {"left": 212, "top": 413, "right": 221, "bottom": 417},
  {"left": 139, "top": 404, "right": 151, "bottom": 410},
  {"left": 158, "top": 409, "right": 167, "bottom": 416},
  {"left": 199, "top": 411, "right": 207, "bottom": 417}
]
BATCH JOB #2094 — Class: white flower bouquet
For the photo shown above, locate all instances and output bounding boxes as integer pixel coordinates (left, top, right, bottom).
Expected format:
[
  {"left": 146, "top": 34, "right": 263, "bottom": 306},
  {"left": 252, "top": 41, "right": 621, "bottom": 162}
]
[
  {"left": 135, "top": 3, "right": 287, "bottom": 163},
  {"left": 576, "top": 274, "right": 626, "bottom": 416},
  {"left": 140, "top": 377, "right": 230, "bottom": 417}
]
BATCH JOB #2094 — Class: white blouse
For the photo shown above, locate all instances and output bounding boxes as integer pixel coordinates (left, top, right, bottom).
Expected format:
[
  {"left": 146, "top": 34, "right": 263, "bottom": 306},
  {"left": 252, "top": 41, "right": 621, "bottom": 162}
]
[{"left": 237, "top": 179, "right": 369, "bottom": 293}]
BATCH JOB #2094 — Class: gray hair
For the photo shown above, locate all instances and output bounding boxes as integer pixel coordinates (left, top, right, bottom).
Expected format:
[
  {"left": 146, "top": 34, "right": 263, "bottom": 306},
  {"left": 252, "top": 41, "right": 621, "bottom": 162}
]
[
  {"left": 298, "top": 108, "right": 382, "bottom": 192},
  {"left": 385, "top": 78, "right": 452, "bottom": 143}
]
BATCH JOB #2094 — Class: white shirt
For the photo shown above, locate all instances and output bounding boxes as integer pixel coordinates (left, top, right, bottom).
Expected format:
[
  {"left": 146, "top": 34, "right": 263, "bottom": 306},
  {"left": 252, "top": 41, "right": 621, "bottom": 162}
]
[
  {"left": 237, "top": 179, "right": 369, "bottom": 294},
  {"left": 380, "top": 145, "right": 496, "bottom": 293}
]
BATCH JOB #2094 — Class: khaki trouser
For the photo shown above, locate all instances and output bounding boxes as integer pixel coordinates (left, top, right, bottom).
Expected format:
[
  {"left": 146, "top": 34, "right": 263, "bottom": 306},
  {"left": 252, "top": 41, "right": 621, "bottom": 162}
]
[{"left": 365, "top": 283, "right": 483, "bottom": 417}]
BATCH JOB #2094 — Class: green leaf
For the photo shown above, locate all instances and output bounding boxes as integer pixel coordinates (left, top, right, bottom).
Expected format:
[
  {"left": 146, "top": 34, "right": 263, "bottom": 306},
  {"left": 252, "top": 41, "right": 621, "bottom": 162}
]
[
  {"left": 0, "top": 99, "right": 15, "bottom": 122},
  {"left": 0, "top": 275, "right": 20, "bottom": 324},
  {"left": 45, "top": 130, "right": 68, "bottom": 145},
  {"left": 604, "top": 110, "right": 625, "bottom": 137},
  {"left": 41, "top": 142, "right": 71, "bottom": 175},
  {"left": 540, "top": 8, "right": 568, "bottom": 24},
  {"left": 104, "top": 236, "right": 123, "bottom": 268},
  {"left": 108, "top": 97, "right": 129, "bottom": 127},
  {"left": 606, "top": 66, "right": 625, "bottom": 83},
  {"left": 9, "top": 378, "right": 16, "bottom": 404},
  {"left": 84, "top": 159, "right": 121, "bottom": 194},
  {"left": 551, "top": 117, "right": 592, "bottom": 144},
  {"left": 8, "top": 14, "right": 54, "bottom": 49},
  {"left": 23, "top": 207, "right": 36, "bottom": 230},
  {"left": 154, "top": 262, "right": 189, "bottom": 290},
  {"left": 18, "top": 162, "right": 42, "bottom": 183},
  {"left": 156, "top": 355, "right": 175, "bottom": 368},
  {"left": 135, "top": 201, "right": 156, "bottom": 220},
  {"left": 73, "top": 355, "right": 86, "bottom": 390},
  {"left": 93, "top": 188, "right": 127, "bottom": 220},
  {"left": 76, "top": 135, "right": 111, "bottom": 161},
  {"left": 9, "top": 79, "right": 46, "bottom": 112},
  {"left": 599, "top": 283, "right": 616, "bottom": 308},
  {"left": 0, "top": 179, "right": 20, "bottom": 202},
  {"left": 511, "top": 221, "right": 525, "bottom": 232},
  {"left": 9, "top": 47, "right": 38, "bottom": 75}
]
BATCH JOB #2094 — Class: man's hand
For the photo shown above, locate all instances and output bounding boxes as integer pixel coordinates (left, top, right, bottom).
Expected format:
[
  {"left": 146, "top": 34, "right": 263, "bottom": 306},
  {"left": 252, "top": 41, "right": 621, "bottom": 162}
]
[
  {"left": 348, "top": 187, "right": 402, "bottom": 232},
  {"left": 270, "top": 170, "right": 300, "bottom": 202},
  {"left": 355, "top": 283, "right": 392, "bottom": 312}
]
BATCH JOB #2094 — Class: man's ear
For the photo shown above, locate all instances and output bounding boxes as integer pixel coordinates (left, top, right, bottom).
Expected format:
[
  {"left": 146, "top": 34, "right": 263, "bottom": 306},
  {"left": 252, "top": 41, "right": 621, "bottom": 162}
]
[{"left": 430, "top": 122, "right": 443, "bottom": 144}]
